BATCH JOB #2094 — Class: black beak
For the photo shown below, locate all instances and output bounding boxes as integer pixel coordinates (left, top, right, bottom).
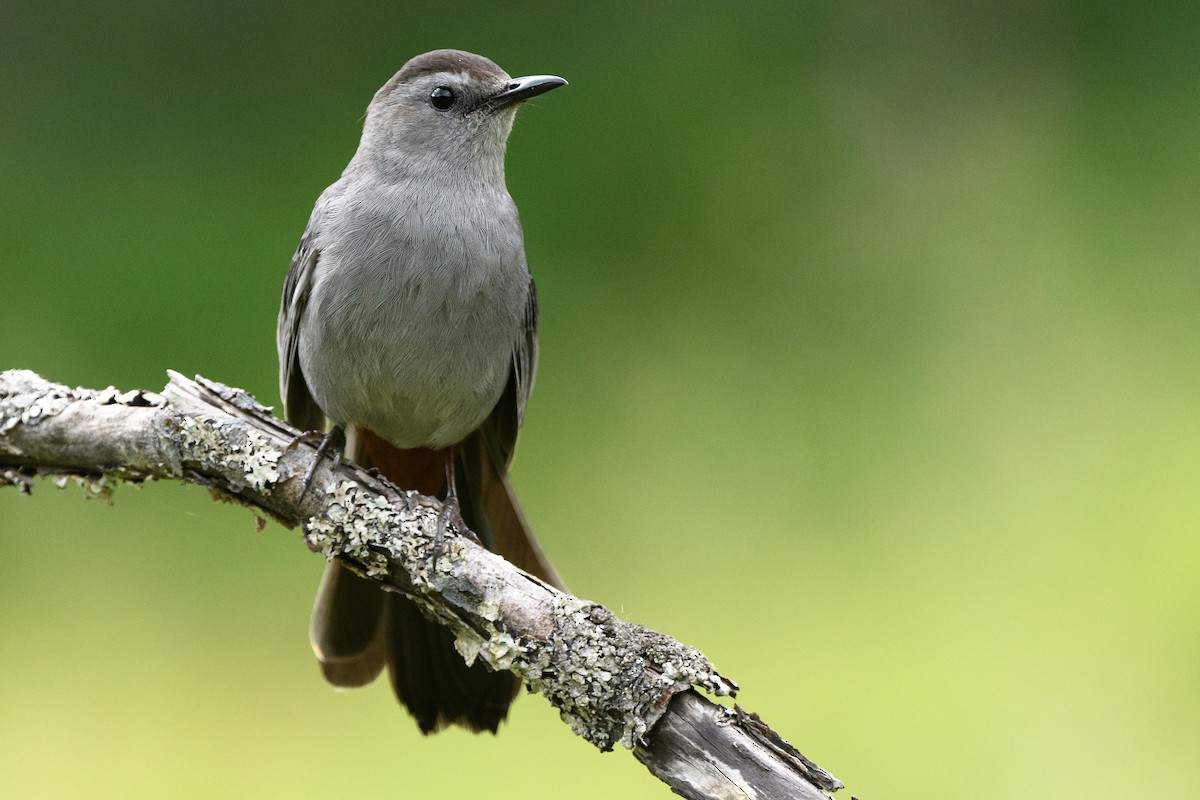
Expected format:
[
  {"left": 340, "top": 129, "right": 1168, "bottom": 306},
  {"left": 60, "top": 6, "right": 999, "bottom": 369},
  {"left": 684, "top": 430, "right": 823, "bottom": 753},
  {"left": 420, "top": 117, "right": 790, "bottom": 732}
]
[{"left": 486, "top": 74, "right": 568, "bottom": 111}]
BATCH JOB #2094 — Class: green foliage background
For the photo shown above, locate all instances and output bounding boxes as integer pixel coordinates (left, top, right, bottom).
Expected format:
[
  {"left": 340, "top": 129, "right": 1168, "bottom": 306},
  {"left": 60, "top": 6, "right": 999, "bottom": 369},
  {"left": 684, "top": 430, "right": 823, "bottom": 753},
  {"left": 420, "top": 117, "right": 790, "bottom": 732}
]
[{"left": 3, "top": 3, "right": 1198, "bottom": 798}]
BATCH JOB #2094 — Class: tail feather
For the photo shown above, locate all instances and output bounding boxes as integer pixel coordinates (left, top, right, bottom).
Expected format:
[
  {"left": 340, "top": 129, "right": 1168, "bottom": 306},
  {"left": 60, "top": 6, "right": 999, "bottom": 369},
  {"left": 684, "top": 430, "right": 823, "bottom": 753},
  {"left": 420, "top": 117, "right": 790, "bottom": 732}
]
[
  {"left": 309, "top": 424, "right": 558, "bottom": 732},
  {"left": 467, "top": 430, "right": 566, "bottom": 590},
  {"left": 309, "top": 560, "right": 386, "bottom": 688},
  {"left": 386, "top": 594, "right": 516, "bottom": 733}
]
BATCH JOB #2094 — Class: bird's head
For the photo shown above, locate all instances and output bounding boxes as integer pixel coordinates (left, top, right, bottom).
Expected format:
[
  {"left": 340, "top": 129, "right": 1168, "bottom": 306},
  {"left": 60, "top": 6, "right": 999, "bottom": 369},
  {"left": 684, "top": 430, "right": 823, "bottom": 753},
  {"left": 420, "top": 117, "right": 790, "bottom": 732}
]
[{"left": 358, "top": 49, "right": 566, "bottom": 182}]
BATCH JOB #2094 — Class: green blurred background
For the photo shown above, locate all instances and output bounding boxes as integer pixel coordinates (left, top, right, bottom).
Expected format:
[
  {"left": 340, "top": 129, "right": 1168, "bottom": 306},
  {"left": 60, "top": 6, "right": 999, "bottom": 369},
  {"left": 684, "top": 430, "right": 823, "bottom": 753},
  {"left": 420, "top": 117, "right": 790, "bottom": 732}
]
[{"left": 3, "top": 2, "right": 1198, "bottom": 798}]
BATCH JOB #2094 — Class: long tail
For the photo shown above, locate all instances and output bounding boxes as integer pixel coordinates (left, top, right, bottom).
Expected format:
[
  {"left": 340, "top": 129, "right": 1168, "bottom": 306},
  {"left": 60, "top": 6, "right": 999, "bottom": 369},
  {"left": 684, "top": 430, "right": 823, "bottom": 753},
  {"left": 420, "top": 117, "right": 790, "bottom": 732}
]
[{"left": 308, "top": 426, "right": 561, "bottom": 733}]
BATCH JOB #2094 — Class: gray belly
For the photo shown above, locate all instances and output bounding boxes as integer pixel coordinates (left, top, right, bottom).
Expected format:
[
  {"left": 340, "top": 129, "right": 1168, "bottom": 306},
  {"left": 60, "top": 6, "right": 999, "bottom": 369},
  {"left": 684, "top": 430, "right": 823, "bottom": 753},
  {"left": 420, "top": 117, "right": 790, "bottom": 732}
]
[{"left": 298, "top": 241, "right": 528, "bottom": 449}]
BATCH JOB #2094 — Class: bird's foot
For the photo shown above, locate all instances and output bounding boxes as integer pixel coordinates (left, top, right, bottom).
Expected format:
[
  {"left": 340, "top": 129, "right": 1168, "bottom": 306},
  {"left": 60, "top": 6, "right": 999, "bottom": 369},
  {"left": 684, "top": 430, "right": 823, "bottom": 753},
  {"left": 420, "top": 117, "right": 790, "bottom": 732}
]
[
  {"left": 288, "top": 425, "right": 346, "bottom": 500},
  {"left": 433, "top": 494, "right": 481, "bottom": 551},
  {"left": 432, "top": 445, "right": 479, "bottom": 550}
]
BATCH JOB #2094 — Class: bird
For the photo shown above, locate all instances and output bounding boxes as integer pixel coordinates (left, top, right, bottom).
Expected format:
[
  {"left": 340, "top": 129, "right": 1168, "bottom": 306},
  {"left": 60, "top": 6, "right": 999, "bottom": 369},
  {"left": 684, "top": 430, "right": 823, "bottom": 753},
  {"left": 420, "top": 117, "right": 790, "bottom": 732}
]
[{"left": 276, "top": 49, "right": 566, "bottom": 733}]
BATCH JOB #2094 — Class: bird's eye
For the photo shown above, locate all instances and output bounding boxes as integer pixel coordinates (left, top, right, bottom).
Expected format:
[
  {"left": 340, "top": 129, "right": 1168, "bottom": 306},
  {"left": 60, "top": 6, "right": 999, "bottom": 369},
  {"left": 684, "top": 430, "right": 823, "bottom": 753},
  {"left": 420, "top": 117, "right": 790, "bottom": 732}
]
[{"left": 429, "top": 87, "right": 456, "bottom": 111}]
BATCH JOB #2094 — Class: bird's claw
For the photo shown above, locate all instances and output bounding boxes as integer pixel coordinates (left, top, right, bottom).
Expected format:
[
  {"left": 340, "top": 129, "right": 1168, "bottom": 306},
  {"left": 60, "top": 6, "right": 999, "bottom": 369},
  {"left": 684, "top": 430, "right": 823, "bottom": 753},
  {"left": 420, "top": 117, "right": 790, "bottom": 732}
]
[
  {"left": 290, "top": 425, "right": 346, "bottom": 500},
  {"left": 433, "top": 496, "right": 481, "bottom": 552}
]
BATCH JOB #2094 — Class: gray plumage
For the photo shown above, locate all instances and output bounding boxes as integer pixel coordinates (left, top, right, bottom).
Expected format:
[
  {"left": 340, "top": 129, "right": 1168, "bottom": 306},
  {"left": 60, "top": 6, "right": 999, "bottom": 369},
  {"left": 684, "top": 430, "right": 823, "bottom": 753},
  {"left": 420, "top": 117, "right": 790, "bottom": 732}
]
[{"left": 276, "top": 49, "right": 565, "bottom": 733}]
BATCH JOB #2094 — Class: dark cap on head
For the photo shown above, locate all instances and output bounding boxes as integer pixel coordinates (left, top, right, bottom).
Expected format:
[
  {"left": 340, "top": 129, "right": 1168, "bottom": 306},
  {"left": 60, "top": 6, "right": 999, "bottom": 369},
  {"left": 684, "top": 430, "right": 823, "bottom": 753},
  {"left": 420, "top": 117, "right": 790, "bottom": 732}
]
[
  {"left": 372, "top": 49, "right": 565, "bottom": 114},
  {"left": 396, "top": 49, "right": 509, "bottom": 85}
]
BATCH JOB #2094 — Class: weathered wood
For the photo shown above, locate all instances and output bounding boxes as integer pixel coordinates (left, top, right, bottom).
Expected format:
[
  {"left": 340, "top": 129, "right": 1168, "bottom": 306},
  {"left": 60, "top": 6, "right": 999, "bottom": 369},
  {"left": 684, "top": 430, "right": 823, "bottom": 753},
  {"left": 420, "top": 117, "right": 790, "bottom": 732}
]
[
  {"left": 0, "top": 368, "right": 843, "bottom": 798},
  {"left": 635, "top": 692, "right": 843, "bottom": 799}
]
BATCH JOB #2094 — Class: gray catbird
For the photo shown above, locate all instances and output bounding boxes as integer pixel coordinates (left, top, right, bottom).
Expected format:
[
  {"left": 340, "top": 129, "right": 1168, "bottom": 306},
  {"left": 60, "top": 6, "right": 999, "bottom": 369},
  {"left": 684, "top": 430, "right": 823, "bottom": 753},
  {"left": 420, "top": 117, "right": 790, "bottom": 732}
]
[{"left": 276, "top": 49, "right": 566, "bottom": 733}]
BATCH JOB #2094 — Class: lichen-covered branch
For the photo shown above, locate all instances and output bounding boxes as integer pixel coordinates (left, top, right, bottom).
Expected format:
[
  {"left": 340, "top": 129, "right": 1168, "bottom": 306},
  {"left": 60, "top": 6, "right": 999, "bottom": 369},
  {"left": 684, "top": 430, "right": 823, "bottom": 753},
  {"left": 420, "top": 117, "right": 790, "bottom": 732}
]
[{"left": 0, "top": 368, "right": 843, "bottom": 799}]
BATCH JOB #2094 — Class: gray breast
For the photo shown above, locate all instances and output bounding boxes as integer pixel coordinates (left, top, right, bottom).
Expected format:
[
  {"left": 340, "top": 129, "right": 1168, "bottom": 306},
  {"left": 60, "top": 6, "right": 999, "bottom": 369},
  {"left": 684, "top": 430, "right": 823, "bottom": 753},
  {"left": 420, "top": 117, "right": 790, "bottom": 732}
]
[{"left": 297, "top": 181, "right": 529, "bottom": 448}]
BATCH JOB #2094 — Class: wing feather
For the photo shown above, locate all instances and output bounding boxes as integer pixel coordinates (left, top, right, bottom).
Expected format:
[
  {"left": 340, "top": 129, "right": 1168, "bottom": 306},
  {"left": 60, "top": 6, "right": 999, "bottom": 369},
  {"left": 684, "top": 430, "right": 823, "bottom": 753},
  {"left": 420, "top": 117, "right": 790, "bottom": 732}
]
[{"left": 276, "top": 226, "right": 325, "bottom": 432}]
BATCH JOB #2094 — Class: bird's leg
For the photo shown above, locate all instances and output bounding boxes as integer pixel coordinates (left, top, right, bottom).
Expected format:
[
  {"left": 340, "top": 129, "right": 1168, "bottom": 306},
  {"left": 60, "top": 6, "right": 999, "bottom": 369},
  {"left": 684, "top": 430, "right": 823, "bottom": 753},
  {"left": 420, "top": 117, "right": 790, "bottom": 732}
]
[
  {"left": 291, "top": 424, "right": 346, "bottom": 500},
  {"left": 435, "top": 445, "right": 478, "bottom": 547}
]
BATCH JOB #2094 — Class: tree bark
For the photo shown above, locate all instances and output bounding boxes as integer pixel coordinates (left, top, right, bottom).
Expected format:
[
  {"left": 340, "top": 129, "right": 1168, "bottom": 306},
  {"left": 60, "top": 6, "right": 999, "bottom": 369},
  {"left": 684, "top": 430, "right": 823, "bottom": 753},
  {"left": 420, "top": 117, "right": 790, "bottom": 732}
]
[{"left": 0, "top": 368, "right": 843, "bottom": 799}]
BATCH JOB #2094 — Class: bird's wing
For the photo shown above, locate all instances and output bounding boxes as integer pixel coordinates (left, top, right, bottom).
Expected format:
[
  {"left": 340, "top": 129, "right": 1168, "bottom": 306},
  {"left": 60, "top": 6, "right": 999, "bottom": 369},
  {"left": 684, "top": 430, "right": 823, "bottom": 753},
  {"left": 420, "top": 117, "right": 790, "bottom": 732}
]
[
  {"left": 476, "top": 277, "right": 538, "bottom": 471},
  {"left": 514, "top": 277, "right": 539, "bottom": 430},
  {"left": 466, "top": 277, "right": 565, "bottom": 590},
  {"left": 276, "top": 222, "right": 325, "bottom": 432}
]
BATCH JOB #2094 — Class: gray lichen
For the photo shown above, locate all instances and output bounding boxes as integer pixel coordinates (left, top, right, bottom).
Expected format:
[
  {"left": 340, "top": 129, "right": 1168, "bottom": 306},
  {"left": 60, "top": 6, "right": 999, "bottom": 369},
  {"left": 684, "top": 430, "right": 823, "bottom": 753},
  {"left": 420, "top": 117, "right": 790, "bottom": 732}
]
[
  {"left": 519, "top": 598, "right": 738, "bottom": 751},
  {"left": 0, "top": 370, "right": 78, "bottom": 443},
  {"left": 305, "top": 478, "right": 436, "bottom": 579},
  {"left": 170, "top": 414, "right": 282, "bottom": 493},
  {"left": 221, "top": 428, "right": 281, "bottom": 492},
  {"left": 57, "top": 472, "right": 116, "bottom": 502},
  {"left": 1, "top": 371, "right": 170, "bottom": 494},
  {"left": 298, "top": 471, "right": 738, "bottom": 753},
  {"left": 92, "top": 385, "right": 166, "bottom": 408},
  {"left": 1, "top": 369, "right": 167, "bottom": 452}
]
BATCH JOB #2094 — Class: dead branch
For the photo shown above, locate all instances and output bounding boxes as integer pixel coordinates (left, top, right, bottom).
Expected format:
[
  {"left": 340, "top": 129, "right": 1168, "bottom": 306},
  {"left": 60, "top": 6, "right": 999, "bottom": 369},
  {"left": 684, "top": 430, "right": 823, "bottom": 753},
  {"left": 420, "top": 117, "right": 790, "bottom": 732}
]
[{"left": 0, "top": 368, "right": 843, "bottom": 799}]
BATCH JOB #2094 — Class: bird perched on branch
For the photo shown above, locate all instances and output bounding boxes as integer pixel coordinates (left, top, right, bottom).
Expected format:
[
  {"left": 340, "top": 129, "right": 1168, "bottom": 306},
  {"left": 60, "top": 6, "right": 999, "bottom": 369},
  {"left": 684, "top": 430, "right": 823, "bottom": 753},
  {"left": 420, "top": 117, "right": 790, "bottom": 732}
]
[{"left": 277, "top": 49, "right": 566, "bottom": 733}]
